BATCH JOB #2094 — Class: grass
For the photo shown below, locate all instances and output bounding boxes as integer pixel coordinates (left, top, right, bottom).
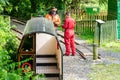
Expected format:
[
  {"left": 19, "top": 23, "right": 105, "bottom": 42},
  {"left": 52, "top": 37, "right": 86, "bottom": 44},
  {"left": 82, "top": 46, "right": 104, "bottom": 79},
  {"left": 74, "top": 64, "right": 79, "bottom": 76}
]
[
  {"left": 89, "top": 64, "right": 120, "bottom": 80},
  {"left": 101, "top": 41, "right": 120, "bottom": 52},
  {"left": 78, "top": 32, "right": 94, "bottom": 44},
  {"left": 79, "top": 32, "right": 120, "bottom": 52},
  {"left": 79, "top": 32, "right": 120, "bottom": 80}
]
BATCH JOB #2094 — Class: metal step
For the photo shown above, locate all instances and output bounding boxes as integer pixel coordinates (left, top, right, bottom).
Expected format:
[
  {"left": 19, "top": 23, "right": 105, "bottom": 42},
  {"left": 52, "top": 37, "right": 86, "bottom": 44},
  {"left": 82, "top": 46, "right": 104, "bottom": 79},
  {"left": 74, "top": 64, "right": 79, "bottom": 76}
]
[
  {"left": 38, "top": 77, "right": 59, "bottom": 80},
  {"left": 36, "top": 54, "right": 60, "bottom": 79},
  {"left": 36, "top": 58, "right": 57, "bottom": 63},
  {"left": 36, "top": 57, "right": 57, "bottom": 66},
  {"left": 36, "top": 63, "right": 57, "bottom": 66},
  {"left": 36, "top": 54, "right": 56, "bottom": 58},
  {"left": 36, "top": 66, "right": 59, "bottom": 77},
  {"left": 36, "top": 54, "right": 57, "bottom": 66}
]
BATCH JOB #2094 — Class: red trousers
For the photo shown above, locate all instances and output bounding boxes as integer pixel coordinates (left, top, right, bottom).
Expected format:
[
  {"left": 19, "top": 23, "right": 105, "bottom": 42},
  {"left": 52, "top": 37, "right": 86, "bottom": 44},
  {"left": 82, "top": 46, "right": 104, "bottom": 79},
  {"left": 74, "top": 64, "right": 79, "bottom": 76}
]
[{"left": 64, "top": 29, "right": 76, "bottom": 56}]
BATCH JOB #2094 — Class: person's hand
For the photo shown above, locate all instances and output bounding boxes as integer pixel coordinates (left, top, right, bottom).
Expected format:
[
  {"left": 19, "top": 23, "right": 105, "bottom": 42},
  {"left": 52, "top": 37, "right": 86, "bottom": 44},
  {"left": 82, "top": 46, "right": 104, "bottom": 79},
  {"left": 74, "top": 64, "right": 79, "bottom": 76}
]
[{"left": 54, "top": 22, "right": 59, "bottom": 26}]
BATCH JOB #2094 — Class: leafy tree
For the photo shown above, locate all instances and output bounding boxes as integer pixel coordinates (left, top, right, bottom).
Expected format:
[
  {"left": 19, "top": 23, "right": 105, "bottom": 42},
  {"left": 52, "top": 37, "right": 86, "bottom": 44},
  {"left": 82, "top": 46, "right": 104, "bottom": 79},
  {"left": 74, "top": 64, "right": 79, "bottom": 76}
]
[
  {"left": 107, "top": 0, "right": 117, "bottom": 20},
  {"left": 99, "top": 0, "right": 108, "bottom": 6},
  {"left": 97, "top": 0, "right": 118, "bottom": 20},
  {"left": 0, "top": 0, "right": 10, "bottom": 13},
  {"left": 5, "top": 0, "right": 108, "bottom": 20},
  {"left": 62, "top": 0, "right": 108, "bottom": 11}
]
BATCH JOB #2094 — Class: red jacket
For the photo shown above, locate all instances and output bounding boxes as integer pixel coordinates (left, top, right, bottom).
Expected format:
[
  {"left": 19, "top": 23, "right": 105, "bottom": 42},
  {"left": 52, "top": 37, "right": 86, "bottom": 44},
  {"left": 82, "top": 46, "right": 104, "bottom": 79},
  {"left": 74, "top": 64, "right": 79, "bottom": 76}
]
[
  {"left": 62, "top": 16, "right": 75, "bottom": 29},
  {"left": 62, "top": 16, "right": 76, "bottom": 37},
  {"left": 62, "top": 16, "right": 76, "bottom": 55}
]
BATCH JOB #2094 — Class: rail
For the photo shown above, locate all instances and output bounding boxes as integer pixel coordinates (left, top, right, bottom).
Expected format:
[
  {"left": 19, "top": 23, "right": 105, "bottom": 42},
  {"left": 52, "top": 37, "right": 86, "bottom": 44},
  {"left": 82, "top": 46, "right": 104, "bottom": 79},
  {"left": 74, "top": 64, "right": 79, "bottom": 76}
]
[{"left": 11, "top": 28, "right": 23, "bottom": 40}]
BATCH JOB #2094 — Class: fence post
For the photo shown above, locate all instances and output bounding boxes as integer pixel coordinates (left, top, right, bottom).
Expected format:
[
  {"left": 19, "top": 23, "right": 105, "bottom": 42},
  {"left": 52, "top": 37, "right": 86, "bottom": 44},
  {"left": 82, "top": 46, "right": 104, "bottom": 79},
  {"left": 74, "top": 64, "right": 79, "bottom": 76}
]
[{"left": 93, "top": 19, "right": 105, "bottom": 60}]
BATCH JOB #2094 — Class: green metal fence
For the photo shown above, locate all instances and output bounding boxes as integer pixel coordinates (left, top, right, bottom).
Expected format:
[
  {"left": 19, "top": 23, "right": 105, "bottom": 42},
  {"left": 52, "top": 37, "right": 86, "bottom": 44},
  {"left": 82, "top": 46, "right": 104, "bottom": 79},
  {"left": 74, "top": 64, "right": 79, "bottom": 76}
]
[
  {"left": 94, "top": 20, "right": 117, "bottom": 46},
  {"left": 101, "top": 20, "right": 117, "bottom": 42},
  {"left": 76, "top": 20, "right": 117, "bottom": 46},
  {"left": 118, "top": 0, "right": 120, "bottom": 40}
]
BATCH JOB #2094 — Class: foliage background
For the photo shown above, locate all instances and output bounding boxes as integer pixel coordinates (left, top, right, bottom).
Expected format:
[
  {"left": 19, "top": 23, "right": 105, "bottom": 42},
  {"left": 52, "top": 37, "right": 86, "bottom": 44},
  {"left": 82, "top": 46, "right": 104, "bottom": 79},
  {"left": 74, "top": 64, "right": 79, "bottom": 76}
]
[{"left": 1, "top": 0, "right": 108, "bottom": 20}]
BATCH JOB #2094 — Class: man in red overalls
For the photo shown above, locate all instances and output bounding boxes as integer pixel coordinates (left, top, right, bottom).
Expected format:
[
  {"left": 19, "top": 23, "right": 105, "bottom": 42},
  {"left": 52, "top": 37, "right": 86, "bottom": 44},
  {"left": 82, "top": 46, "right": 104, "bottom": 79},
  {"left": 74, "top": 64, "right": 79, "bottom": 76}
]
[
  {"left": 45, "top": 7, "right": 61, "bottom": 30},
  {"left": 62, "top": 12, "right": 76, "bottom": 56}
]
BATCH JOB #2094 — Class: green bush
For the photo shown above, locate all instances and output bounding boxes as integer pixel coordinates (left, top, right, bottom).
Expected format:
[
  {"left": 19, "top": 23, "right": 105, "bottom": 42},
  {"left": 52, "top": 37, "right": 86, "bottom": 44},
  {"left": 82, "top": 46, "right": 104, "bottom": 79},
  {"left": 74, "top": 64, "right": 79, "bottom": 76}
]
[{"left": 0, "top": 15, "right": 45, "bottom": 80}]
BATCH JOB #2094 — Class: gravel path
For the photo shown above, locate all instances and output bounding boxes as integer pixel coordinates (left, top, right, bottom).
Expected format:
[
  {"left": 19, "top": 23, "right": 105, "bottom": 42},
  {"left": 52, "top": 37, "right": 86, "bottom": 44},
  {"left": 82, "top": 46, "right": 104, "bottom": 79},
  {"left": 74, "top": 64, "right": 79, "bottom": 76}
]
[
  {"left": 98, "top": 49, "right": 120, "bottom": 64},
  {"left": 60, "top": 41, "right": 120, "bottom": 80}
]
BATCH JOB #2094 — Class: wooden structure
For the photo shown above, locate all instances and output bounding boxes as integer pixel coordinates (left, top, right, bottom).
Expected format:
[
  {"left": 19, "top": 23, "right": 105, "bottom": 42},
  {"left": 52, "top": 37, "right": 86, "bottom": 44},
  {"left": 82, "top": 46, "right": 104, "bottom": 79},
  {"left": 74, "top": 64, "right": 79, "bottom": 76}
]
[{"left": 18, "top": 17, "right": 63, "bottom": 80}]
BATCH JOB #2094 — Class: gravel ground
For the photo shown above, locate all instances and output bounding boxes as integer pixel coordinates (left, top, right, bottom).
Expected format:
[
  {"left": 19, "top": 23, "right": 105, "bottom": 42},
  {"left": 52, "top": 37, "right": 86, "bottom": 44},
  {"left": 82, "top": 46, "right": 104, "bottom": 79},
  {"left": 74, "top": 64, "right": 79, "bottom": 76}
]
[{"left": 60, "top": 42, "right": 120, "bottom": 80}]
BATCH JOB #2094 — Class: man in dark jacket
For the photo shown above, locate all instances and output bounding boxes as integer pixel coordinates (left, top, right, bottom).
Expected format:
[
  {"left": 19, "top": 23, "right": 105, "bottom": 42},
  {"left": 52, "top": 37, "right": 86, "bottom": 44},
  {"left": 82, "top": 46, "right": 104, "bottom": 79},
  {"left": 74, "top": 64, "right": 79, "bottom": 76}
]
[{"left": 62, "top": 12, "right": 76, "bottom": 56}]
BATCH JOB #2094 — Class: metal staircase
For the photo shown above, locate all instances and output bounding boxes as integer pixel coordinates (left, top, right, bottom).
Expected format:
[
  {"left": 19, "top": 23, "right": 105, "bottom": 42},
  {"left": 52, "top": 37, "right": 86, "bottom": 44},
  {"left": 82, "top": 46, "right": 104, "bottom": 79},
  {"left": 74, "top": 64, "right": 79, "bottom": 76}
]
[{"left": 36, "top": 54, "right": 60, "bottom": 80}]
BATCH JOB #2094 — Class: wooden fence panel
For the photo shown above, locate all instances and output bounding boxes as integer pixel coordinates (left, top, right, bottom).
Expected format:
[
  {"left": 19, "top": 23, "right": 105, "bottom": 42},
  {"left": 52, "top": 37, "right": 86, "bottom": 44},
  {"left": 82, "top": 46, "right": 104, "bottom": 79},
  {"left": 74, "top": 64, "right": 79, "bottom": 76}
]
[
  {"left": 76, "top": 20, "right": 96, "bottom": 34},
  {"left": 101, "top": 20, "right": 117, "bottom": 42},
  {"left": 69, "top": 9, "right": 107, "bottom": 21}
]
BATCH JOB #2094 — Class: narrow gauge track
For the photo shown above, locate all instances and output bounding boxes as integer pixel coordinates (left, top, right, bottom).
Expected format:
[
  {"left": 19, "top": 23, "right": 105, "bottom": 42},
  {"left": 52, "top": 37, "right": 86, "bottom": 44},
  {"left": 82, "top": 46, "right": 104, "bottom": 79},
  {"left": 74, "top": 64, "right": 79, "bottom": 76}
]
[
  {"left": 11, "top": 28, "right": 23, "bottom": 40},
  {"left": 11, "top": 18, "right": 26, "bottom": 40},
  {"left": 11, "top": 18, "right": 90, "bottom": 60},
  {"left": 58, "top": 37, "right": 86, "bottom": 60}
]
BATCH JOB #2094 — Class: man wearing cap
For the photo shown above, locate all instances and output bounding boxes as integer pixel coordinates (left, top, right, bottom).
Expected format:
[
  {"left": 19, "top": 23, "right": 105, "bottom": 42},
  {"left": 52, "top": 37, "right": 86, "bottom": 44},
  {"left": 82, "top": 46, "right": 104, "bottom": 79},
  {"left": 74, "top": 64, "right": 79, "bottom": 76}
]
[{"left": 45, "top": 7, "right": 61, "bottom": 30}]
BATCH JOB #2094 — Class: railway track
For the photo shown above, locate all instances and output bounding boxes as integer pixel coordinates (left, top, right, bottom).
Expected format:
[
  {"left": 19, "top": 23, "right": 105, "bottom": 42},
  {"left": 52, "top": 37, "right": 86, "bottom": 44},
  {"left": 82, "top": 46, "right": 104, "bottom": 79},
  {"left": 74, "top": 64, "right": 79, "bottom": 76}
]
[
  {"left": 57, "top": 31, "right": 93, "bottom": 59},
  {"left": 11, "top": 28, "right": 22, "bottom": 40},
  {"left": 11, "top": 18, "right": 93, "bottom": 60},
  {"left": 57, "top": 35, "right": 87, "bottom": 60}
]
